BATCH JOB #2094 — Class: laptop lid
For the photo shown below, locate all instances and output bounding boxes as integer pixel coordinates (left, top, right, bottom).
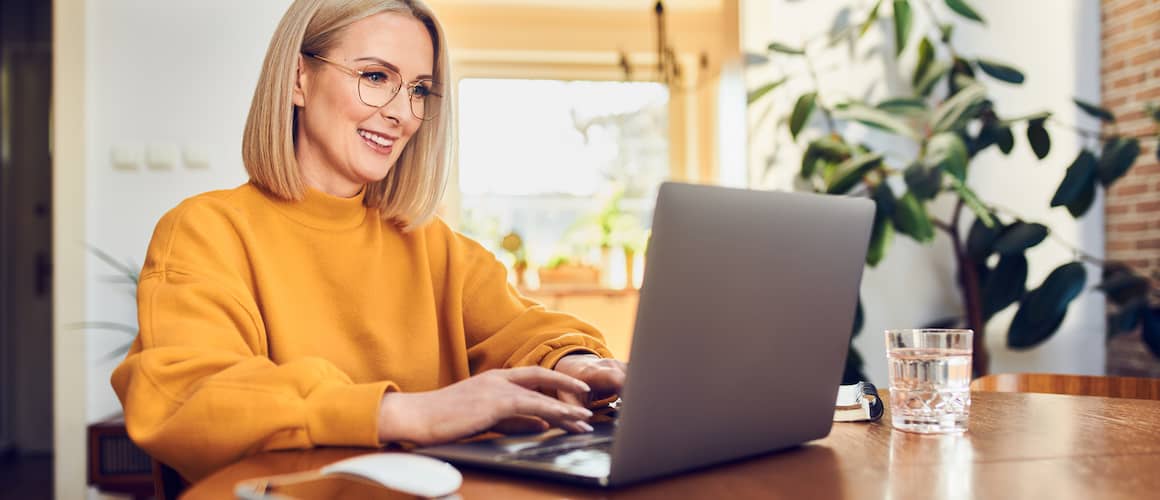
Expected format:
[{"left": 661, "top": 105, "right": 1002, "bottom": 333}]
[{"left": 607, "top": 182, "right": 874, "bottom": 485}]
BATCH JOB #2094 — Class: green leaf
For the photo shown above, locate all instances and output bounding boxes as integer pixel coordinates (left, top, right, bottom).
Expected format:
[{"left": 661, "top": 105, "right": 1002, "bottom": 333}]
[
  {"left": 85, "top": 244, "right": 140, "bottom": 284},
  {"left": 915, "top": 60, "right": 952, "bottom": 97},
  {"left": 1073, "top": 98, "right": 1115, "bottom": 122},
  {"left": 1008, "top": 292, "right": 1066, "bottom": 349},
  {"left": 101, "top": 343, "right": 135, "bottom": 363},
  {"left": 893, "top": 0, "right": 911, "bottom": 56},
  {"left": 876, "top": 97, "right": 928, "bottom": 115},
  {"left": 976, "top": 59, "right": 1025, "bottom": 84},
  {"left": 1009, "top": 262, "right": 1087, "bottom": 349},
  {"left": 892, "top": 192, "right": 935, "bottom": 242},
  {"left": 1027, "top": 118, "right": 1051, "bottom": 159},
  {"left": 852, "top": 298, "right": 865, "bottom": 337},
  {"left": 945, "top": 0, "right": 985, "bottom": 23},
  {"left": 860, "top": 0, "right": 883, "bottom": 37},
  {"left": 747, "top": 77, "right": 788, "bottom": 105},
  {"left": 949, "top": 177, "right": 995, "bottom": 228},
  {"left": 1112, "top": 306, "right": 1142, "bottom": 337},
  {"left": 1066, "top": 173, "right": 1097, "bottom": 219},
  {"left": 813, "top": 136, "right": 853, "bottom": 158},
  {"left": 1050, "top": 150, "right": 1097, "bottom": 215},
  {"left": 801, "top": 137, "right": 851, "bottom": 179},
  {"left": 801, "top": 149, "right": 822, "bottom": 179},
  {"left": 842, "top": 343, "right": 867, "bottom": 385},
  {"left": 904, "top": 163, "right": 943, "bottom": 200},
  {"left": 73, "top": 321, "right": 138, "bottom": 335},
  {"left": 1097, "top": 137, "right": 1141, "bottom": 187},
  {"left": 873, "top": 180, "right": 897, "bottom": 219},
  {"left": 967, "top": 215, "right": 1001, "bottom": 260},
  {"left": 972, "top": 123, "right": 999, "bottom": 154},
  {"left": 1028, "top": 262, "right": 1088, "bottom": 320},
  {"left": 982, "top": 254, "right": 1028, "bottom": 320},
  {"left": 1141, "top": 308, "right": 1160, "bottom": 358},
  {"left": 993, "top": 221, "right": 1048, "bottom": 255},
  {"left": 790, "top": 92, "right": 818, "bottom": 140},
  {"left": 996, "top": 126, "right": 1014, "bottom": 154},
  {"left": 1098, "top": 263, "right": 1151, "bottom": 306},
  {"left": 865, "top": 183, "right": 894, "bottom": 265},
  {"left": 768, "top": 42, "right": 805, "bottom": 55},
  {"left": 925, "top": 132, "right": 969, "bottom": 181},
  {"left": 832, "top": 104, "right": 921, "bottom": 139},
  {"left": 939, "top": 22, "right": 955, "bottom": 43},
  {"left": 867, "top": 215, "right": 893, "bottom": 267},
  {"left": 826, "top": 153, "right": 883, "bottom": 194},
  {"left": 931, "top": 84, "right": 987, "bottom": 133},
  {"left": 952, "top": 74, "right": 978, "bottom": 92},
  {"left": 913, "top": 37, "right": 934, "bottom": 88}
]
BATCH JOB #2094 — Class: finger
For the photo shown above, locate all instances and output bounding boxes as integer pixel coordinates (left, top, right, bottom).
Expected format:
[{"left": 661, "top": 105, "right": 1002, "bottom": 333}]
[
  {"left": 508, "top": 389, "right": 593, "bottom": 425},
  {"left": 558, "top": 419, "right": 595, "bottom": 434},
  {"left": 557, "top": 389, "right": 586, "bottom": 408},
  {"left": 491, "top": 416, "right": 550, "bottom": 435},
  {"left": 502, "top": 366, "right": 591, "bottom": 395},
  {"left": 582, "top": 363, "right": 628, "bottom": 395}
]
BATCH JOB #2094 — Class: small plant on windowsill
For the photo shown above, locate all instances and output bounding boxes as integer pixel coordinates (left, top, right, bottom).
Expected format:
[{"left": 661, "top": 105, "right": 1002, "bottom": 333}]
[
  {"left": 500, "top": 231, "right": 529, "bottom": 287},
  {"left": 538, "top": 255, "right": 602, "bottom": 288},
  {"left": 570, "top": 188, "right": 644, "bottom": 289}
]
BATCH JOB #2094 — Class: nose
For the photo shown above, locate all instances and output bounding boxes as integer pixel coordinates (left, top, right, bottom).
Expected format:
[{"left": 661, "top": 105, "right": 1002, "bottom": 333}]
[{"left": 379, "top": 90, "right": 409, "bottom": 124}]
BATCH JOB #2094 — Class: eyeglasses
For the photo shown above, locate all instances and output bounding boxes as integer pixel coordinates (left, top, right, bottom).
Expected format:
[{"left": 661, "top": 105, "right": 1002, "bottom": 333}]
[{"left": 304, "top": 52, "right": 442, "bottom": 121}]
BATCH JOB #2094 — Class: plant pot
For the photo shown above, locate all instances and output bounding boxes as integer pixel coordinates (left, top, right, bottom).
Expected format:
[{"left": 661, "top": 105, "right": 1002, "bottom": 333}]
[{"left": 537, "top": 264, "right": 601, "bottom": 288}]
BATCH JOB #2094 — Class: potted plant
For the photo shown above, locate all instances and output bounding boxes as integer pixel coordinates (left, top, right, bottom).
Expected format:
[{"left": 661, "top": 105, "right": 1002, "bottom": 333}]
[{"left": 748, "top": 0, "right": 1160, "bottom": 380}]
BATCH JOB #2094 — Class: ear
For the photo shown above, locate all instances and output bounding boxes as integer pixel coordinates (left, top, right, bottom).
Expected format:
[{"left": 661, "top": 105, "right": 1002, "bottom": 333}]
[{"left": 292, "top": 53, "right": 308, "bottom": 108}]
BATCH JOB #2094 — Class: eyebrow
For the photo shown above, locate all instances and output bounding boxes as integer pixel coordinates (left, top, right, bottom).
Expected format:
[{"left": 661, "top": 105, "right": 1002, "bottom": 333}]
[{"left": 354, "top": 56, "right": 434, "bottom": 80}]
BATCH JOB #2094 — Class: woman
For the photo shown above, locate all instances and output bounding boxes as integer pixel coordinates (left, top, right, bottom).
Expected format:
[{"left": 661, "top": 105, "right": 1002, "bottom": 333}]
[{"left": 111, "top": 0, "right": 625, "bottom": 482}]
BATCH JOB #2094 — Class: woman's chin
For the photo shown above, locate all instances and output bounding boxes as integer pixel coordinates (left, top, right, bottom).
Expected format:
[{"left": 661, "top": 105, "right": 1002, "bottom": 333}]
[{"left": 355, "top": 167, "right": 393, "bottom": 185}]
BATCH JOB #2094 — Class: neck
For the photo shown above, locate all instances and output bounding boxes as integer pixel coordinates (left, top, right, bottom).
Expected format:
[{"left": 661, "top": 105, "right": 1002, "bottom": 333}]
[{"left": 301, "top": 165, "right": 364, "bottom": 198}]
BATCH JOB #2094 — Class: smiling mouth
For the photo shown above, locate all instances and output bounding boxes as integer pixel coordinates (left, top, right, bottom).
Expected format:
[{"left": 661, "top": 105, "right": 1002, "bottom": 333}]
[{"left": 358, "top": 129, "right": 396, "bottom": 154}]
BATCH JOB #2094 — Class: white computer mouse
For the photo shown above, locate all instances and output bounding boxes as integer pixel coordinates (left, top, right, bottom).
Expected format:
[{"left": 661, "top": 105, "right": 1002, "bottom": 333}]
[{"left": 320, "top": 452, "right": 463, "bottom": 498}]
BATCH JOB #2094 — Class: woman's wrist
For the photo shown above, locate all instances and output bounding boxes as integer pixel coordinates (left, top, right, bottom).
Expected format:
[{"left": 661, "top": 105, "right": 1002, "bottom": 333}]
[
  {"left": 553, "top": 352, "right": 600, "bottom": 371},
  {"left": 377, "top": 391, "right": 423, "bottom": 444}
]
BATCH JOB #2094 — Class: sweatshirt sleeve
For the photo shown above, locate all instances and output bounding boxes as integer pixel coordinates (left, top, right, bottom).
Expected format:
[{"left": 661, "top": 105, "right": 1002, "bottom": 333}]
[
  {"left": 450, "top": 229, "right": 613, "bottom": 373},
  {"left": 110, "top": 200, "right": 395, "bottom": 481}
]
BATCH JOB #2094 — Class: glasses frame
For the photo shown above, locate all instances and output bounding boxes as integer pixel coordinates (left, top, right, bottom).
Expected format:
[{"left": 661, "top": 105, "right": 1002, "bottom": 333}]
[{"left": 304, "top": 52, "right": 441, "bottom": 121}]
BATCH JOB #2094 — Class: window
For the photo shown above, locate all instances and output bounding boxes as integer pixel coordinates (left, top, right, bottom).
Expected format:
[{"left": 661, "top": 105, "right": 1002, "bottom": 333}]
[{"left": 457, "top": 78, "right": 669, "bottom": 288}]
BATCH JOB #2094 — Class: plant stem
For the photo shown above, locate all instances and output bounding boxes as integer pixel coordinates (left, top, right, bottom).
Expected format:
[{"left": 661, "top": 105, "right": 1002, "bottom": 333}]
[
  {"left": 918, "top": 0, "right": 958, "bottom": 59},
  {"left": 987, "top": 201, "right": 1108, "bottom": 267},
  {"left": 942, "top": 197, "right": 988, "bottom": 376},
  {"left": 1047, "top": 117, "right": 1155, "bottom": 142}
]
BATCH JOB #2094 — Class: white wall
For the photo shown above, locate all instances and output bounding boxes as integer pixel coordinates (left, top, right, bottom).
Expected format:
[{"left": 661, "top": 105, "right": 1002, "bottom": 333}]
[
  {"left": 83, "top": 1, "right": 290, "bottom": 424},
  {"left": 742, "top": 0, "right": 1105, "bottom": 384}
]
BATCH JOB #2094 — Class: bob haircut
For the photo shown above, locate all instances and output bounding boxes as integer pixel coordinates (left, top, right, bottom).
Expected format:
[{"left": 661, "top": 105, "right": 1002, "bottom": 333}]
[{"left": 242, "top": 0, "right": 452, "bottom": 231}]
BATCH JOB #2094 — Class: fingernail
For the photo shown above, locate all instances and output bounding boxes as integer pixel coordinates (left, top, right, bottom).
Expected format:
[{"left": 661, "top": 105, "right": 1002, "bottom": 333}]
[
  {"left": 578, "top": 421, "right": 594, "bottom": 432},
  {"left": 577, "top": 407, "right": 593, "bottom": 418},
  {"left": 578, "top": 382, "right": 591, "bottom": 392}
]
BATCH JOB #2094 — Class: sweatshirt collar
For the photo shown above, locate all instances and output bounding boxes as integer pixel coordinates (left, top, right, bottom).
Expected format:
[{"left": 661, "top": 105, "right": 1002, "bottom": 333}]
[{"left": 269, "top": 184, "right": 369, "bottom": 230}]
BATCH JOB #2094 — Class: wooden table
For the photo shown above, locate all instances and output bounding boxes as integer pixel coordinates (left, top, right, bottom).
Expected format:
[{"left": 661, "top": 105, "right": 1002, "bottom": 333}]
[{"left": 185, "top": 391, "right": 1160, "bottom": 499}]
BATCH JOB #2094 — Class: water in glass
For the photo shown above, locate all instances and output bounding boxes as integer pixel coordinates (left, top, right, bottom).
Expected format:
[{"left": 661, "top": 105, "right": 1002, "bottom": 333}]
[{"left": 888, "top": 347, "right": 971, "bottom": 433}]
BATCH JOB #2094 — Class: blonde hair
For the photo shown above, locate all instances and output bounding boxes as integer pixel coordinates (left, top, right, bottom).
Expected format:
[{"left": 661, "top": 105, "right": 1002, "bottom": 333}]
[{"left": 242, "top": 0, "right": 452, "bottom": 231}]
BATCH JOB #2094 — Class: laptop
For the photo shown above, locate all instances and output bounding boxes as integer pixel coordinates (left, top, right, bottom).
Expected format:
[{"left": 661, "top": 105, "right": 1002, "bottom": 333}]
[{"left": 417, "top": 181, "right": 875, "bottom": 487}]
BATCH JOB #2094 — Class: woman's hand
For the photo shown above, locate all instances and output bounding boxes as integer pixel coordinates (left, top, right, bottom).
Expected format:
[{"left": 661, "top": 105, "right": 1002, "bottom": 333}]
[
  {"left": 376, "top": 366, "right": 595, "bottom": 446},
  {"left": 552, "top": 354, "right": 627, "bottom": 408}
]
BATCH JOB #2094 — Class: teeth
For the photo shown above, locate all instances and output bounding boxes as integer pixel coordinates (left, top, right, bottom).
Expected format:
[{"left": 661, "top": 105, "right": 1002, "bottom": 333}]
[{"left": 359, "top": 130, "right": 394, "bottom": 147}]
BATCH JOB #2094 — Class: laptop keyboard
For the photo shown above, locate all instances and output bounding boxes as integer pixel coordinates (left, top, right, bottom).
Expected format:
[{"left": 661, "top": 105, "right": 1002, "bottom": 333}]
[{"left": 507, "top": 433, "right": 613, "bottom": 461}]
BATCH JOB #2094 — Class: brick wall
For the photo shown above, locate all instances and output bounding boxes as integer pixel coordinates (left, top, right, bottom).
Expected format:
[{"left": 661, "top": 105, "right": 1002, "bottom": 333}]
[{"left": 1102, "top": 0, "right": 1160, "bottom": 376}]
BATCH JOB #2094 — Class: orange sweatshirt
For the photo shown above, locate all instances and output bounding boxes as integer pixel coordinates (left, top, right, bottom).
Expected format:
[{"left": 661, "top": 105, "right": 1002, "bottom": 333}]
[{"left": 110, "top": 183, "right": 611, "bottom": 481}]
